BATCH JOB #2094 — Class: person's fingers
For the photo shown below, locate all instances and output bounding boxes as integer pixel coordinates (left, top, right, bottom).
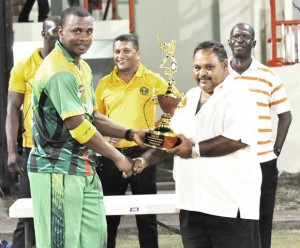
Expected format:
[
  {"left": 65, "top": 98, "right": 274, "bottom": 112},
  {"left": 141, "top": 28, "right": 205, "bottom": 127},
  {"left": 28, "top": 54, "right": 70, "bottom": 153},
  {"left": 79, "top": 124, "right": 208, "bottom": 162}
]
[
  {"left": 8, "top": 164, "right": 22, "bottom": 174},
  {"left": 132, "top": 157, "right": 145, "bottom": 174},
  {"left": 167, "top": 146, "right": 179, "bottom": 154}
]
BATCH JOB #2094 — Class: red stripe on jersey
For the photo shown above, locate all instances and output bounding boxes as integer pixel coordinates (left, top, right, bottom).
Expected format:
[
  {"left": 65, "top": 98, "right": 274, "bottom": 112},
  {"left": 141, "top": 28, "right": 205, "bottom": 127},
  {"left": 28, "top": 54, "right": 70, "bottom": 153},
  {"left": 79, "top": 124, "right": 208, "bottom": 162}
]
[{"left": 83, "top": 150, "right": 91, "bottom": 176}]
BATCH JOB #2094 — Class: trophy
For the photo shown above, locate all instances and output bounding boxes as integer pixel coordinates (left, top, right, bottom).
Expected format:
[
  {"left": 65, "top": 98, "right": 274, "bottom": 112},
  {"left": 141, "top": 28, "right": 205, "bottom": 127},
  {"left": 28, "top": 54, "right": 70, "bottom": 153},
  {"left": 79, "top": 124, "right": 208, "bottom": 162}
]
[{"left": 144, "top": 37, "right": 186, "bottom": 150}]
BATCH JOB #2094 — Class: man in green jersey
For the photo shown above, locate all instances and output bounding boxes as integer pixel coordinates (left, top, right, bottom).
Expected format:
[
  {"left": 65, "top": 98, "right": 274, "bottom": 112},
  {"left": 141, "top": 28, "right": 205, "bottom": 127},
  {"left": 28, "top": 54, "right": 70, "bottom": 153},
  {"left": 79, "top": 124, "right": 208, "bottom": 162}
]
[{"left": 28, "top": 6, "right": 143, "bottom": 248}]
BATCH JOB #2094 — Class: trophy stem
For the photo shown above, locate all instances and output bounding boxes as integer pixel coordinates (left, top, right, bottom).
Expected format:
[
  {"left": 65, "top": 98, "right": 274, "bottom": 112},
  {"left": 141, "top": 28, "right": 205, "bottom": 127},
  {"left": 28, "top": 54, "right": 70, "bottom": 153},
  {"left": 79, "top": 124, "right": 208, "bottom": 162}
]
[
  {"left": 152, "top": 113, "right": 174, "bottom": 135},
  {"left": 143, "top": 37, "right": 181, "bottom": 150},
  {"left": 158, "top": 113, "right": 172, "bottom": 132}
]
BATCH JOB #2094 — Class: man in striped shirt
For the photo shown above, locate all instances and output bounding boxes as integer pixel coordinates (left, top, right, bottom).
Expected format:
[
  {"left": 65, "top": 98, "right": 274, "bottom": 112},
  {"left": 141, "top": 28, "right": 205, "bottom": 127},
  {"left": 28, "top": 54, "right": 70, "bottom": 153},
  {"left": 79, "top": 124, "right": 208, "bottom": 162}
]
[{"left": 228, "top": 23, "right": 292, "bottom": 248}]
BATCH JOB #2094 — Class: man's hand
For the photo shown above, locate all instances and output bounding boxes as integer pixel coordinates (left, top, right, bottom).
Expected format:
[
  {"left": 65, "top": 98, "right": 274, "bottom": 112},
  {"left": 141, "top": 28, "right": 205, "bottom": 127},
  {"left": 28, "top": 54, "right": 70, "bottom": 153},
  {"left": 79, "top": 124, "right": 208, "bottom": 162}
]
[
  {"left": 7, "top": 151, "right": 23, "bottom": 174},
  {"left": 114, "top": 155, "right": 133, "bottom": 178},
  {"left": 167, "top": 134, "right": 193, "bottom": 158},
  {"left": 132, "top": 157, "right": 146, "bottom": 175},
  {"left": 131, "top": 130, "right": 147, "bottom": 146}
]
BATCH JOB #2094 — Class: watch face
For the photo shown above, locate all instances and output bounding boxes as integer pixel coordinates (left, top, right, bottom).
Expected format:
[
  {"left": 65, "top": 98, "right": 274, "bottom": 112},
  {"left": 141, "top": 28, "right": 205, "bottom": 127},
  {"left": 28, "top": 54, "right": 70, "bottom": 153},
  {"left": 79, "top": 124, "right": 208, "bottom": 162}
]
[
  {"left": 191, "top": 143, "right": 200, "bottom": 158},
  {"left": 274, "top": 147, "right": 281, "bottom": 155},
  {"left": 191, "top": 152, "right": 200, "bottom": 158}
]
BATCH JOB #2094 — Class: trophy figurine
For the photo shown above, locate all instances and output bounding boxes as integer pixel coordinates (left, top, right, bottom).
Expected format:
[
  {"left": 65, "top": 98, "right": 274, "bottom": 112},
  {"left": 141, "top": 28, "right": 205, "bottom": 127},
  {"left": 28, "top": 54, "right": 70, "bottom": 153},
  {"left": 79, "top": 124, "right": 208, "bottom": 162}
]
[{"left": 144, "top": 37, "right": 186, "bottom": 150}]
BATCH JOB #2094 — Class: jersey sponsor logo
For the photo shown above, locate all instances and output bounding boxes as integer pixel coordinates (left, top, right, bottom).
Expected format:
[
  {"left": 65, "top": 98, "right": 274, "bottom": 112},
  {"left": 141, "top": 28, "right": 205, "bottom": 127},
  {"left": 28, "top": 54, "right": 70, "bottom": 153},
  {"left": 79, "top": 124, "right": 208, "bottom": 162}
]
[
  {"left": 77, "top": 85, "right": 85, "bottom": 98},
  {"left": 139, "top": 86, "right": 149, "bottom": 95}
]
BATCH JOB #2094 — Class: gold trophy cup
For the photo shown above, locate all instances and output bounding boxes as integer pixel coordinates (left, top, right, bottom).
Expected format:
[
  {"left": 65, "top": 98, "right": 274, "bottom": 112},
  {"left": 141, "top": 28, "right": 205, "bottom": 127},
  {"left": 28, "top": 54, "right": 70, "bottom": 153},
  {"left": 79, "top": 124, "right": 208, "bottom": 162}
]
[{"left": 144, "top": 37, "right": 186, "bottom": 150}]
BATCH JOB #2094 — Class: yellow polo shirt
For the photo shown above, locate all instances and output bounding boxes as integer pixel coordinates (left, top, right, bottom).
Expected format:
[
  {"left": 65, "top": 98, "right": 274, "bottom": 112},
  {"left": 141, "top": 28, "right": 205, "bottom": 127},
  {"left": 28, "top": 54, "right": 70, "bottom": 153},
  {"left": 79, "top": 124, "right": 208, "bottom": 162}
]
[
  {"left": 95, "top": 63, "right": 175, "bottom": 148},
  {"left": 8, "top": 48, "right": 43, "bottom": 148}
]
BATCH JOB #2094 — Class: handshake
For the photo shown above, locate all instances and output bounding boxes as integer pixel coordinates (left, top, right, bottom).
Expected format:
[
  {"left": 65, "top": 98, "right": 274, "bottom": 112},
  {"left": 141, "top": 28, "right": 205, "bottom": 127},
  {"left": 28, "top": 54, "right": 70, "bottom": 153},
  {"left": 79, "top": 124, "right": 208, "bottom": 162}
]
[
  {"left": 115, "top": 154, "right": 148, "bottom": 179},
  {"left": 103, "top": 131, "right": 149, "bottom": 178},
  {"left": 111, "top": 130, "right": 195, "bottom": 178}
]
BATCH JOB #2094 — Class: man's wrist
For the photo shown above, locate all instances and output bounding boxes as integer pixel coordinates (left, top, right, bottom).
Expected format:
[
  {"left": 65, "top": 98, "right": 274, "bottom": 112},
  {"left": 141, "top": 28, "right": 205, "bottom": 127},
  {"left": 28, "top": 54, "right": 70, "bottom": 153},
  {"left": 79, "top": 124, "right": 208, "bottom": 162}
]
[
  {"left": 124, "top": 129, "right": 133, "bottom": 141},
  {"left": 273, "top": 146, "right": 281, "bottom": 156},
  {"left": 132, "top": 157, "right": 147, "bottom": 175},
  {"left": 191, "top": 142, "right": 201, "bottom": 158}
]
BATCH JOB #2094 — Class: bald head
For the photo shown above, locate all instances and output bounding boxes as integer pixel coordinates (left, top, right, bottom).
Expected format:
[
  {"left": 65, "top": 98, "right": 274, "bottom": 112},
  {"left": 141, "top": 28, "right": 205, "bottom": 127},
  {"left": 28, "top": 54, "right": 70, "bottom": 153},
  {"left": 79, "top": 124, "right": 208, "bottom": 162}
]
[
  {"left": 41, "top": 15, "right": 61, "bottom": 56},
  {"left": 42, "top": 16, "right": 61, "bottom": 32},
  {"left": 230, "top": 23, "right": 255, "bottom": 40}
]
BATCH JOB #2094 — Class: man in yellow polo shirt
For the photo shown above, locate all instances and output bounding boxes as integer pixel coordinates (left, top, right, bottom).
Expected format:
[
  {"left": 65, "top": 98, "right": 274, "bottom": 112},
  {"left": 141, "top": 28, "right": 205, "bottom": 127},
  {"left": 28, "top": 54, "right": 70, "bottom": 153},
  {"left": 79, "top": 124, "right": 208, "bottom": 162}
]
[
  {"left": 95, "top": 34, "right": 177, "bottom": 248},
  {"left": 5, "top": 16, "right": 60, "bottom": 248}
]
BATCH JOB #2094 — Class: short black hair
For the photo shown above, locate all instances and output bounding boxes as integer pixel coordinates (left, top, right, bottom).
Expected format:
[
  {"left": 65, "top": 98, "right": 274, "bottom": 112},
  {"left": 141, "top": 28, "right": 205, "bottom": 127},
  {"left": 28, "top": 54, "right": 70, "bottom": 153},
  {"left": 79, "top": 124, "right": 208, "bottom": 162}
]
[
  {"left": 113, "top": 34, "right": 139, "bottom": 51},
  {"left": 193, "top": 40, "right": 227, "bottom": 62},
  {"left": 60, "top": 6, "right": 90, "bottom": 28}
]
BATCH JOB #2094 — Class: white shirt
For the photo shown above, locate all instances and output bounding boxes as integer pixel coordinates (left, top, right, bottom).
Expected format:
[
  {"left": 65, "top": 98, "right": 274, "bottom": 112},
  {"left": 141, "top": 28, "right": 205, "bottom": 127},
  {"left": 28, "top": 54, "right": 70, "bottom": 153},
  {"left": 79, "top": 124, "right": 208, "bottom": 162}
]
[
  {"left": 228, "top": 56, "right": 291, "bottom": 162},
  {"left": 171, "top": 78, "right": 262, "bottom": 220}
]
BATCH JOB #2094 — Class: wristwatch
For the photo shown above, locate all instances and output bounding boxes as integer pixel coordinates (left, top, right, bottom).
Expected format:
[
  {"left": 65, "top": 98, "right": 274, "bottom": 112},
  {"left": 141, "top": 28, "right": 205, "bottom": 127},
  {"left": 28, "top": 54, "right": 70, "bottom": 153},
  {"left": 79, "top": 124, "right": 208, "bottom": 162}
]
[
  {"left": 191, "top": 142, "right": 201, "bottom": 158},
  {"left": 273, "top": 147, "right": 281, "bottom": 156}
]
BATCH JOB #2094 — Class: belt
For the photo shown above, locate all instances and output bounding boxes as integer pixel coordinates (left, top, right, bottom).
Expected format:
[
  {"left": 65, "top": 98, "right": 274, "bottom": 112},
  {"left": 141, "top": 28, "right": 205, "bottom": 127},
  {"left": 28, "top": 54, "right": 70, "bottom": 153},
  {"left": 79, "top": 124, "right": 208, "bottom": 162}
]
[{"left": 116, "top": 146, "right": 144, "bottom": 155}]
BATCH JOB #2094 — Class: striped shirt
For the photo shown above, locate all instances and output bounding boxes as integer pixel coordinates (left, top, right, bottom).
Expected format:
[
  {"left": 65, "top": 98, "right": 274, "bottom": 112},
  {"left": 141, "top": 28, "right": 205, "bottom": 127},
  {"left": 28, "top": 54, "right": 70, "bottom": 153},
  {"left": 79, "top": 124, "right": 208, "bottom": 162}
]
[{"left": 228, "top": 56, "right": 290, "bottom": 163}]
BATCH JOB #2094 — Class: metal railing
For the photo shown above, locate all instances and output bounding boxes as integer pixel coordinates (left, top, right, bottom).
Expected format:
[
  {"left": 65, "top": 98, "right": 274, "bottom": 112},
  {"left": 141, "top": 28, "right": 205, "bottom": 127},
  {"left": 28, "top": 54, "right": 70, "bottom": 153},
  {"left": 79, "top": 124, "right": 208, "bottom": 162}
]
[
  {"left": 267, "top": 0, "right": 300, "bottom": 66},
  {"left": 83, "top": 0, "right": 135, "bottom": 33}
]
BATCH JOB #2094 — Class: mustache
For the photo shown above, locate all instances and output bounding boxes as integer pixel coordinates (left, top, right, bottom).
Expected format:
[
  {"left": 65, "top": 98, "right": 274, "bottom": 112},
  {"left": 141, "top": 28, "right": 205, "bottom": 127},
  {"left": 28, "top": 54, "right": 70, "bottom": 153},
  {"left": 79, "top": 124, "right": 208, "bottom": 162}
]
[{"left": 199, "top": 76, "right": 211, "bottom": 81}]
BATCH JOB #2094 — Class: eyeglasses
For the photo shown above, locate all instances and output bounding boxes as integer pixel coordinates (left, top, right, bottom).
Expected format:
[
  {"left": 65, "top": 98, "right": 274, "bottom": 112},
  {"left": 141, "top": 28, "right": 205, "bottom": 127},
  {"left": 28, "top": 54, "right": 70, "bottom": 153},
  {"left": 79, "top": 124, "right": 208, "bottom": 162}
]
[{"left": 230, "top": 34, "right": 253, "bottom": 41}]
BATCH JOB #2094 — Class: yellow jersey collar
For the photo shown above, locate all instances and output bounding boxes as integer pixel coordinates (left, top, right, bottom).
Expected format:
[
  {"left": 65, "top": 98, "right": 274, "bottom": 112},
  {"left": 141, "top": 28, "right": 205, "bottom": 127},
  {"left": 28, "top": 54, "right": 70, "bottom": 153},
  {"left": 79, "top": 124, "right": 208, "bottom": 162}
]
[{"left": 113, "top": 63, "right": 146, "bottom": 82}]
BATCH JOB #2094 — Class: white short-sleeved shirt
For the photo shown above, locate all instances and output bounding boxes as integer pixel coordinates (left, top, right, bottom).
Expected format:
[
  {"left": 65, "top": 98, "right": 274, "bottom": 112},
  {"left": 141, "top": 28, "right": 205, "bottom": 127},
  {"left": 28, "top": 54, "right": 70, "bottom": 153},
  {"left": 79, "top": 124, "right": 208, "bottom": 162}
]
[{"left": 171, "top": 78, "right": 262, "bottom": 220}]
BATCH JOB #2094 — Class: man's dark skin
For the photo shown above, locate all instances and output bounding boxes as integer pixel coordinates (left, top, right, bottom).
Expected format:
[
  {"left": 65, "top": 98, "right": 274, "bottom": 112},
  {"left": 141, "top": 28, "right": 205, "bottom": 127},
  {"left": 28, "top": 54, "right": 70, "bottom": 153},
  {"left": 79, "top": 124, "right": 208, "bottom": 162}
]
[
  {"left": 228, "top": 22, "right": 293, "bottom": 248},
  {"left": 6, "top": 16, "right": 61, "bottom": 174},
  {"left": 228, "top": 23, "right": 292, "bottom": 152}
]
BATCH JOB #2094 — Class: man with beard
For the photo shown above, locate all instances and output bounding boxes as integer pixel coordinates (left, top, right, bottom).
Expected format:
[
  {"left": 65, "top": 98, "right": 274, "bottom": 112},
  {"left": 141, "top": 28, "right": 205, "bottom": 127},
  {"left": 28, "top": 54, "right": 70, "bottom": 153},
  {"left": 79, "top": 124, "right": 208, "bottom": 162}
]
[
  {"left": 228, "top": 23, "right": 292, "bottom": 248},
  {"left": 27, "top": 7, "right": 144, "bottom": 248}
]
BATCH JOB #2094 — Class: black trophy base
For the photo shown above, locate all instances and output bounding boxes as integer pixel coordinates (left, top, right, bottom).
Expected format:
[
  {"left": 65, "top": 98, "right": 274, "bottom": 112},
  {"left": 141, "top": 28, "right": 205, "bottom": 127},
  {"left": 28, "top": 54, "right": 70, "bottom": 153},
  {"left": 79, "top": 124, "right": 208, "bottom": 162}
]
[{"left": 144, "top": 130, "right": 181, "bottom": 150}]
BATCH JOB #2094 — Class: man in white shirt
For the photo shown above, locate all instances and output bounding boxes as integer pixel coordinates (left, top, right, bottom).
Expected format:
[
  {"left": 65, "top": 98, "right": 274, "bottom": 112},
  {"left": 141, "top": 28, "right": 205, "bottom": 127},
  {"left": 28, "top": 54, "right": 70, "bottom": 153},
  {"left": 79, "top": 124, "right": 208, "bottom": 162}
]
[
  {"left": 134, "top": 40, "right": 262, "bottom": 248},
  {"left": 228, "top": 23, "right": 292, "bottom": 248}
]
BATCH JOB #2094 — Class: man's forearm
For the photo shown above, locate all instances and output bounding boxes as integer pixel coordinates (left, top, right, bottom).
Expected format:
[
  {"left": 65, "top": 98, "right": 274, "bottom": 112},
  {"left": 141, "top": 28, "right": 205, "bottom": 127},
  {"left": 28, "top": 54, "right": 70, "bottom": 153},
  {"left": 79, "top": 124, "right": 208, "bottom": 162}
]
[
  {"left": 140, "top": 148, "right": 169, "bottom": 168},
  {"left": 6, "top": 92, "right": 25, "bottom": 152},
  {"left": 6, "top": 109, "right": 21, "bottom": 153},
  {"left": 93, "top": 111, "right": 128, "bottom": 139},
  {"left": 274, "top": 111, "right": 292, "bottom": 149},
  {"left": 85, "top": 131, "right": 124, "bottom": 162},
  {"left": 200, "top": 135, "right": 247, "bottom": 157}
]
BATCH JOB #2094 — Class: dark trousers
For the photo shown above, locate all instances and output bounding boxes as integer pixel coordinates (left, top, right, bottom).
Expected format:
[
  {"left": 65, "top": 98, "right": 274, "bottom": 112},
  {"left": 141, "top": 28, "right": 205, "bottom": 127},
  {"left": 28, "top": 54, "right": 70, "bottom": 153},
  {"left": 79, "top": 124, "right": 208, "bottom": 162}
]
[
  {"left": 96, "top": 147, "right": 158, "bottom": 248},
  {"left": 18, "top": 0, "right": 49, "bottom": 22},
  {"left": 179, "top": 210, "right": 261, "bottom": 248},
  {"left": 12, "top": 148, "right": 35, "bottom": 248},
  {"left": 259, "top": 159, "right": 278, "bottom": 248}
]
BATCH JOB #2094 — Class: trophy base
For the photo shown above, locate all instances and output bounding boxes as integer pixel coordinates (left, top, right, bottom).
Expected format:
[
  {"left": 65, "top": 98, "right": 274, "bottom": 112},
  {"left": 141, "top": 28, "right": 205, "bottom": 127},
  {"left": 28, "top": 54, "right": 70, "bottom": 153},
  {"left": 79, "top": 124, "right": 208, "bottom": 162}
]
[{"left": 144, "top": 130, "right": 181, "bottom": 150}]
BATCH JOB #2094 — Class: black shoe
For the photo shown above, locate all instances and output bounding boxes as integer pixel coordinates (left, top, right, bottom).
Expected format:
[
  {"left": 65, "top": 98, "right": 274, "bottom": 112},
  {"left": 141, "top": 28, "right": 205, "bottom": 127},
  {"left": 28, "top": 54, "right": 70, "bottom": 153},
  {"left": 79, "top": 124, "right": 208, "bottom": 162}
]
[{"left": 38, "top": 16, "right": 48, "bottom": 22}]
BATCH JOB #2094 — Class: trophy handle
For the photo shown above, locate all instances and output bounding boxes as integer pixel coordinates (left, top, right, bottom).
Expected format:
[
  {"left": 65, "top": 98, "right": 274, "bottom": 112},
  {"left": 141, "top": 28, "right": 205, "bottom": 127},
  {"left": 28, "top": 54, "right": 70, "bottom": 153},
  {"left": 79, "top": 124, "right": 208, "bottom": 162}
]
[
  {"left": 177, "top": 93, "right": 187, "bottom": 108},
  {"left": 152, "top": 95, "right": 158, "bottom": 105},
  {"left": 151, "top": 88, "right": 159, "bottom": 105}
]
